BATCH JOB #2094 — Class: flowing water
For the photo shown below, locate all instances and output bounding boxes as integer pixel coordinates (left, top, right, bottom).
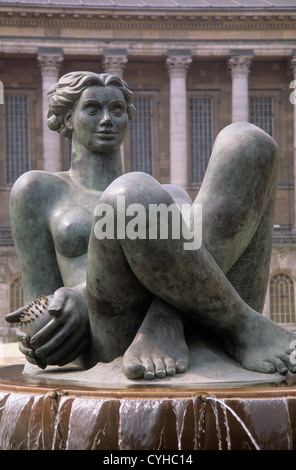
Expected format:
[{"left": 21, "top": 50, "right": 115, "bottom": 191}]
[
  {"left": 172, "top": 398, "right": 188, "bottom": 450},
  {"left": 0, "top": 377, "right": 295, "bottom": 450},
  {"left": 118, "top": 399, "right": 167, "bottom": 450},
  {"left": 237, "top": 397, "right": 293, "bottom": 450},
  {"left": 65, "top": 398, "right": 105, "bottom": 450},
  {"left": 0, "top": 392, "right": 38, "bottom": 450},
  {"left": 205, "top": 396, "right": 261, "bottom": 450},
  {"left": 194, "top": 397, "right": 207, "bottom": 450}
]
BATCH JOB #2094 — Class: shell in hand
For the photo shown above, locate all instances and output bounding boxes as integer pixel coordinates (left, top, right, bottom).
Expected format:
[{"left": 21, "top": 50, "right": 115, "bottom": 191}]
[{"left": 19, "top": 295, "right": 53, "bottom": 340}]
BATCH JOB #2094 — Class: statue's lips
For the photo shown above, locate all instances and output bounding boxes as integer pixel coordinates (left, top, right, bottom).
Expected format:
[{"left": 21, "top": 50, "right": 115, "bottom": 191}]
[{"left": 96, "top": 131, "right": 117, "bottom": 137}]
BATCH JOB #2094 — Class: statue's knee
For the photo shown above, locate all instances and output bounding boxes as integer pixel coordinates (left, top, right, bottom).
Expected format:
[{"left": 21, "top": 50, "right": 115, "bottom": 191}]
[
  {"left": 215, "top": 122, "right": 279, "bottom": 174},
  {"left": 243, "top": 122, "right": 278, "bottom": 165},
  {"left": 99, "top": 172, "right": 164, "bottom": 209},
  {"left": 162, "top": 184, "right": 192, "bottom": 206}
]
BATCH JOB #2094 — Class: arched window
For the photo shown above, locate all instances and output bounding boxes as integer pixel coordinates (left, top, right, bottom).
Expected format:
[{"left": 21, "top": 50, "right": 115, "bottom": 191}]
[
  {"left": 269, "top": 273, "right": 295, "bottom": 325},
  {"left": 10, "top": 275, "right": 24, "bottom": 312}
]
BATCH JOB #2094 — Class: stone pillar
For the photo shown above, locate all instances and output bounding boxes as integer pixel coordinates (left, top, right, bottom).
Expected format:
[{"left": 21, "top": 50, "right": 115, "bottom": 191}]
[
  {"left": 228, "top": 50, "right": 253, "bottom": 123},
  {"left": 37, "top": 47, "right": 64, "bottom": 173},
  {"left": 102, "top": 49, "right": 128, "bottom": 79},
  {"left": 291, "top": 52, "right": 296, "bottom": 232},
  {"left": 103, "top": 49, "right": 128, "bottom": 171},
  {"left": 166, "top": 50, "right": 192, "bottom": 190}
]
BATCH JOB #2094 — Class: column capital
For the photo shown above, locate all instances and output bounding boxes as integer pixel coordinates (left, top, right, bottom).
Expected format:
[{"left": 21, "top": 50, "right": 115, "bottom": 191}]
[
  {"left": 37, "top": 47, "right": 64, "bottom": 75},
  {"left": 228, "top": 52, "right": 253, "bottom": 78},
  {"left": 166, "top": 50, "right": 192, "bottom": 78},
  {"left": 103, "top": 48, "right": 128, "bottom": 78}
]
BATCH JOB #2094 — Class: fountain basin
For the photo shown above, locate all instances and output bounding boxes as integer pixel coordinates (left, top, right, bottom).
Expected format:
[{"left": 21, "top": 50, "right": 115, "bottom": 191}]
[{"left": 0, "top": 362, "right": 296, "bottom": 450}]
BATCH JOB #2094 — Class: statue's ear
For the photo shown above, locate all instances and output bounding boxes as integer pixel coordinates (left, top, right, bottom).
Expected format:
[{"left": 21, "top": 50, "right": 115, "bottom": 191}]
[{"left": 64, "top": 109, "right": 73, "bottom": 130}]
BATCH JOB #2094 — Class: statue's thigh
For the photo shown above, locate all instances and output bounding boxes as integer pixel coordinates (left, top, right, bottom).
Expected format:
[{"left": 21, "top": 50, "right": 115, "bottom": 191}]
[
  {"left": 194, "top": 122, "right": 278, "bottom": 275},
  {"left": 86, "top": 233, "right": 152, "bottom": 317}
]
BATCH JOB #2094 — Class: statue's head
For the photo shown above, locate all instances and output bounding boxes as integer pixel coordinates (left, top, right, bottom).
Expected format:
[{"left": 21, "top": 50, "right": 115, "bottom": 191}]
[{"left": 47, "top": 71, "right": 136, "bottom": 140}]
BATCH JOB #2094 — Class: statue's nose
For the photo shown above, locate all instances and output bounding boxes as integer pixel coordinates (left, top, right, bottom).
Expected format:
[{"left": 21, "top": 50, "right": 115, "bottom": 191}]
[{"left": 100, "top": 111, "right": 112, "bottom": 125}]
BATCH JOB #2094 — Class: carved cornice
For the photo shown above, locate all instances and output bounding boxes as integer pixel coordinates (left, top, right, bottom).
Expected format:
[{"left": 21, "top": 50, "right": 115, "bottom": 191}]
[{"left": 1, "top": 10, "right": 296, "bottom": 32}]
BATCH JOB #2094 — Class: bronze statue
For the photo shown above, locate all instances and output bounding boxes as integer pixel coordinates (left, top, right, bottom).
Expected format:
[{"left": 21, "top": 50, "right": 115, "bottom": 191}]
[{"left": 6, "top": 71, "right": 296, "bottom": 380}]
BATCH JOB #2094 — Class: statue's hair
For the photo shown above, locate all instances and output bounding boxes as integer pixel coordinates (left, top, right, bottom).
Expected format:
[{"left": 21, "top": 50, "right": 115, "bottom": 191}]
[{"left": 47, "top": 71, "right": 136, "bottom": 139}]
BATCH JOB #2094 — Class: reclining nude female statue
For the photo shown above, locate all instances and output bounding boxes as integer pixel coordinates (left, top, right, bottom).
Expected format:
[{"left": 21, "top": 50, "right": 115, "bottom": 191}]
[{"left": 6, "top": 71, "right": 296, "bottom": 380}]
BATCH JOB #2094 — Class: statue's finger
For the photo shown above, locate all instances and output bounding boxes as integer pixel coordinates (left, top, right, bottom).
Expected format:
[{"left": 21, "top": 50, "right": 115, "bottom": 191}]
[
  {"left": 5, "top": 306, "right": 25, "bottom": 323},
  {"left": 45, "top": 332, "right": 88, "bottom": 366},
  {"left": 55, "top": 340, "right": 88, "bottom": 367},
  {"left": 25, "top": 354, "right": 47, "bottom": 369},
  {"left": 16, "top": 329, "right": 30, "bottom": 346},
  {"left": 29, "top": 317, "right": 59, "bottom": 349},
  {"left": 34, "top": 321, "right": 76, "bottom": 360},
  {"left": 48, "top": 289, "right": 68, "bottom": 317},
  {"left": 19, "top": 342, "right": 35, "bottom": 358}
]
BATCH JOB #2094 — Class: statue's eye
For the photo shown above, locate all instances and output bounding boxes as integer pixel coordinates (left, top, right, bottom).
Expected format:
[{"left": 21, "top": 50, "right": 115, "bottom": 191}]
[
  {"left": 86, "top": 106, "right": 97, "bottom": 115},
  {"left": 112, "top": 106, "right": 123, "bottom": 116}
]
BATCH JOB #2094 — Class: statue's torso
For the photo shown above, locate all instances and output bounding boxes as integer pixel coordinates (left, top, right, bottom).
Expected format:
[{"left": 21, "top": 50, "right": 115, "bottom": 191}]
[{"left": 48, "top": 172, "right": 102, "bottom": 286}]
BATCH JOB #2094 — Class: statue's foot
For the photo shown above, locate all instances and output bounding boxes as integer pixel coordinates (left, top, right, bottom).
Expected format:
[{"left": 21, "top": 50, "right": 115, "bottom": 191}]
[
  {"left": 122, "top": 300, "right": 189, "bottom": 380},
  {"left": 225, "top": 308, "right": 296, "bottom": 375}
]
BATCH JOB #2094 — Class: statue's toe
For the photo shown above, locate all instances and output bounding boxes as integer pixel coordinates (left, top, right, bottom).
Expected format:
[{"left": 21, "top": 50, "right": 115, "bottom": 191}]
[{"left": 122, "top": 357, "right": 145, "bottom": 379}]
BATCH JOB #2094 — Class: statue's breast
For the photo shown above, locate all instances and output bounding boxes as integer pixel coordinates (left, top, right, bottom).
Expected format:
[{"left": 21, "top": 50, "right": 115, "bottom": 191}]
[{"left": 52, "top": 208, "right": 93, "bottom": 258}]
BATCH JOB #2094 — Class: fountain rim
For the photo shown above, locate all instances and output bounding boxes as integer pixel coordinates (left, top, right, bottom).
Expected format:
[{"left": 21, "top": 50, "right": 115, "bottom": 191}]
[{"left": 1, "top": 363, "right": 296, "bottom": 401}]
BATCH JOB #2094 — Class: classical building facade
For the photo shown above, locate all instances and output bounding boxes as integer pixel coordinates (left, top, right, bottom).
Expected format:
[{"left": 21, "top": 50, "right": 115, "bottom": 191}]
[{"left": 0, "top": 0, "right": 296, "bottom": 333}]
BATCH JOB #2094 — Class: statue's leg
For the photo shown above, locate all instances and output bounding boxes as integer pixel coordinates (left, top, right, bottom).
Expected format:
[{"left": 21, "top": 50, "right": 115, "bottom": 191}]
[
  {"left": 195, "top": 122, "right": 278, "bottom": 312},
  {"left": 122, "top": 122, "right": 281, "bottom": 379},
  {"left": 86, "top": 227, "right": 153, "bottom": 365},
  {"left": 86, "top": 177, "right": 191, "bottom": 373},
  {"left": 120, "top": 124, "right": 295, "bottom": 378},
  {"left": 87, "top": 123, "right": 296, "bottom": 378}
]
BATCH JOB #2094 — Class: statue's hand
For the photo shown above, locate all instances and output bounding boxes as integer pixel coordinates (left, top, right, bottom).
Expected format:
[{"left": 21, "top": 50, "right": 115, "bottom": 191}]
[
  {"left": 28, "top": 287, "right": 90, "bottom": 368},
  {"left": 6, "top": 304, "right": 49, "bottom": 369},
  {"left": 6, "top": 287, "right": 90, "bottom": 369}
]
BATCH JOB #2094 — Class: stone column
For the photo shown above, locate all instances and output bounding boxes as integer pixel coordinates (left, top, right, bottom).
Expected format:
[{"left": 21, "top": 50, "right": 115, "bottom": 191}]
[
  {"left": 103, "top": 49, "right": 128, "bottom": 171},
  {"left": 37, "top": 47, "right": 64, "bottom": 173},
  {"left": 228, "top": 50, "right": 253, "bottom": 123},
  {"left": 102, "top": 49, "right": 128, "bottom": 79},
  {"left": 166, "top": 50, "right": 192, "bottom": 190},
  {"left": 291, "top": 52, "right": 296, "bottom": 232}
]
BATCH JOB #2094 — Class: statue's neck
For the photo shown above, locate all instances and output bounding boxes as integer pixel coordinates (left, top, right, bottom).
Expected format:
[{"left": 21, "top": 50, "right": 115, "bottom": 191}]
[{"left": 69, "top": 139, "right": 123, "bottom": 192}]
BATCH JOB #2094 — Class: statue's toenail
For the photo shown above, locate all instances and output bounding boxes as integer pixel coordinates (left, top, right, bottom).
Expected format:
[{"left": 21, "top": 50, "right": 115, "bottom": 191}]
[
  {"left": 145, "top": 371, "right": 154, "bottom": 379},
  {"left": 156, "top": 369, "right": 166, "bottom": 378}
]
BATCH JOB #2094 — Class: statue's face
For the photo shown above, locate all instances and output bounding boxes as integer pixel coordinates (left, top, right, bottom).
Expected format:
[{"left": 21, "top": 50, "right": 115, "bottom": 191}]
[{"left": 69, "top": 85, "right": 129, "bottom": 152}]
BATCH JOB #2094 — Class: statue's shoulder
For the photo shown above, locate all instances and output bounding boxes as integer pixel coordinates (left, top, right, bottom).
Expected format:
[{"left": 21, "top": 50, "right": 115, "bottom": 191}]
[{"left": 10, "top": 170, "right": 66, "bottom": 207}]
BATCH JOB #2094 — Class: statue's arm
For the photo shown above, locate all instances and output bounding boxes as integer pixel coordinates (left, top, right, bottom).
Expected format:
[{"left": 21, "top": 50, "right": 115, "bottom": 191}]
[
  {"left": 6, "top": 172, "right": 91, "bottom": 368},
  {"left": 8, "top": 171, "right": 64, "bottom": 304}
]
